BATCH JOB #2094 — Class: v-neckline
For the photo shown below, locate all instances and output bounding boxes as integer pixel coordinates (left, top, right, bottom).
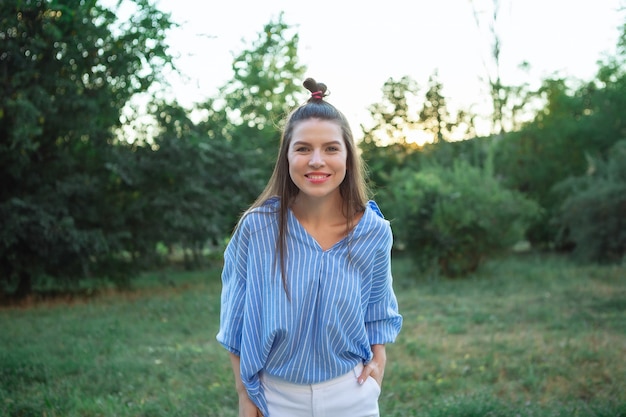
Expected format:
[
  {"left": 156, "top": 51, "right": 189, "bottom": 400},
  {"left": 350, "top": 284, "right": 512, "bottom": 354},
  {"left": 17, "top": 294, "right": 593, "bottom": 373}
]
[{"left": 288, "top": 206, "right": 367, "bottom": 252}]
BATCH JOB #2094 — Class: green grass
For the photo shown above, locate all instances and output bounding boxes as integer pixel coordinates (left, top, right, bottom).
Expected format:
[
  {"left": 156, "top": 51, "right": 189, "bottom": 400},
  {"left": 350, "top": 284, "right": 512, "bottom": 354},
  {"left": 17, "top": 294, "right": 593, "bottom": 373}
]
[{"left": 1, "top": 253, "right": 624, "bottom": 416}]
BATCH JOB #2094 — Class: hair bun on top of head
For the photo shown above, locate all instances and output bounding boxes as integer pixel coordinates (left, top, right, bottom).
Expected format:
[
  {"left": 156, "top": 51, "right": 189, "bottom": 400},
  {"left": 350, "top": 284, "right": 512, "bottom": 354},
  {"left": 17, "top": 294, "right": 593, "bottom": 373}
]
[{"left": 303, "top": 77, "right": 328, "bottom": 101}]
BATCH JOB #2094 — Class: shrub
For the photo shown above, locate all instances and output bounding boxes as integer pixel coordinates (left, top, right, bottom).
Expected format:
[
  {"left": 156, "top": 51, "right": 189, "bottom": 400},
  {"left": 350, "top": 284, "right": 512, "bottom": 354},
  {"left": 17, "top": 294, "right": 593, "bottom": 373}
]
[
  {"left": 380, "top": 161, "right": 542, "bottom": 277},
  {"left": 554, "top": 140, "right": 626, "bottom": 263}
]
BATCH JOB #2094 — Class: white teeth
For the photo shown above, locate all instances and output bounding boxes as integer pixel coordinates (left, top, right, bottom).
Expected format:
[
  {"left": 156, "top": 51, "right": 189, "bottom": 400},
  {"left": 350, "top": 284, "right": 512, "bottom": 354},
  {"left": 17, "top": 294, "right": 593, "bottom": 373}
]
[{"left": 307, "top": 175, "right": 328, "bottom": 180}]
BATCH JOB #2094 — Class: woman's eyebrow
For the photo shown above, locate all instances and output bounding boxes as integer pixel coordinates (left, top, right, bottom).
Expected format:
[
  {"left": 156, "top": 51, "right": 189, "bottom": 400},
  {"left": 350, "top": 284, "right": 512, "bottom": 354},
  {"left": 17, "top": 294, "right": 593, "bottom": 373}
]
[{"left": 291, "top": 140, "right": 342, "bottom": 147}]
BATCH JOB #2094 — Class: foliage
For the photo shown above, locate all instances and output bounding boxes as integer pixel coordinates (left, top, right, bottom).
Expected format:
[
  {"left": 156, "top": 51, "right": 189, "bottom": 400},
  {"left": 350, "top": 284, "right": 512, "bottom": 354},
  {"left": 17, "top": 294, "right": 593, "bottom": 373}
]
[
  {"left": 492, "top": 79, "right": 590, "bottom": 227},
  {"left": 0, "top": 5, "right": 309, "bottom": 299},
  {"left": 381, "top": 161, "right": 541, "bottom": 276},
  {"left": 144, "top": 101, "right": 255, "bottom": 267},
  {"left": 494, "top": 60, "right": 626, "bottom": 244},
  {"left": 361, "top": 141, "right": 423, "bottom": 191},
  {"left": 417, "top": 71, "right": 458, "bottom": 143},
  {"left": 422, "top": 136, "right": 495, "bottom": 172},
  {"left": 359, "top": 74, "right": 491, "bottom": 193},
  {"left": 140, "top": 15, "right": 309, "bottom": 263},
  {"left": 211, "top": 13, "right": 306, "bottom": 184},
  {"left": 361, "top": 75, "right": 420, "bottom": 146},
  {"left": 359, "top": 76, "right": 423, "bottom": 190},
  {"left": 1, "top": 0, "right": 622, "bottom": 300},
  {"left": 553, "top": 140, "right": 626, "bottom": 263},
  {"left": 1, "top": 255, "right": 625, "bottom": 415},
  {"left": 493, "top": 21, "right": 626, "bottom": 246},
  {"left": 0, "top": 0, "right": 174, "bottom": 297}
]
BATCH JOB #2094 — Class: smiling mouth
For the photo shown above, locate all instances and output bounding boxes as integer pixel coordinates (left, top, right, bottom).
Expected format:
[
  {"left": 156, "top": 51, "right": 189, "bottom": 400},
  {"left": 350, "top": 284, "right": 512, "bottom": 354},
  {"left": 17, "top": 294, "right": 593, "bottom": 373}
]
[{"left": 305, "top": 174, "right": 331, "bottom": 180}]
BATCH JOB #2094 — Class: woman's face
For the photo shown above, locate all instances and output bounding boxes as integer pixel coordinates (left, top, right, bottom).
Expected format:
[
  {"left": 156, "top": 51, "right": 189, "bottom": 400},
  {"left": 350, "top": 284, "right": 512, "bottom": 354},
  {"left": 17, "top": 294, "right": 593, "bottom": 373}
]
[{"left": 287, "top": 119, "right": 347, "bottom": 202}]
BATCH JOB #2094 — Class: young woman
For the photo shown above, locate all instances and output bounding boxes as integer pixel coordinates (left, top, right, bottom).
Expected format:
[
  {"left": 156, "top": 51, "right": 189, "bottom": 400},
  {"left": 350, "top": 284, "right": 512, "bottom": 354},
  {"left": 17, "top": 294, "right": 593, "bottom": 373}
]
[{"left": 217, "top": 78, "right": 403, "bottom": 417}]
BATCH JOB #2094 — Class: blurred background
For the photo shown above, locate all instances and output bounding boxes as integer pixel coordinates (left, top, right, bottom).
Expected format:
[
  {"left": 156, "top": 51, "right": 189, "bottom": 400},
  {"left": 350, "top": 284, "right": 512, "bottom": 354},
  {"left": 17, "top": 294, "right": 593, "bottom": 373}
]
[{"left": 1, "top": 1, "right": 625, "bottom": 415}]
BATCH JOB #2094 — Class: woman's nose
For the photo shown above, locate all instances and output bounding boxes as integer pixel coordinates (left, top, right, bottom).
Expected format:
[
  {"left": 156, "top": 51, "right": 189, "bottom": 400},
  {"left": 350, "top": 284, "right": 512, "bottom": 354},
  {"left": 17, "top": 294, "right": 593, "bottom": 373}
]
[{"left": 309, "top": 150, "right": 324, "bottom": 167}]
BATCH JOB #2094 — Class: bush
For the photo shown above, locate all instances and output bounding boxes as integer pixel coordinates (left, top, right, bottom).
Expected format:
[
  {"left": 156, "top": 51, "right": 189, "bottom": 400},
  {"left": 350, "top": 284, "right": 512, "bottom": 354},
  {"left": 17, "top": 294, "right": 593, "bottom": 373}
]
[
  {"left": 554, "top": 140, "right": 626, "bottom": 263},
  {"left": 380, "top": 161, "right": 542, "bottom": 277}
]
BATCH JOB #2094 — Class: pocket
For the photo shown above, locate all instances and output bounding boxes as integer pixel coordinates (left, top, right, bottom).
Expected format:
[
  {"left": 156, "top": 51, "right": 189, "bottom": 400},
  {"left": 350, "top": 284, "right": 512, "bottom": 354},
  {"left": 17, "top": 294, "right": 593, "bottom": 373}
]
[{"left": 365, "top": 376, "right": 382, "bottom": 397}]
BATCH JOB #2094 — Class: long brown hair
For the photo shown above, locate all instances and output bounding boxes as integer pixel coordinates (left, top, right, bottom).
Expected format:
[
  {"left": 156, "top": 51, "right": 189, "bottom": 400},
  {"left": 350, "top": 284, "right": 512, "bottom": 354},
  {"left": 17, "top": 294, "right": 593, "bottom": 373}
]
[{"left": 244, "top": 78, "right": 369, "bottom": 296}]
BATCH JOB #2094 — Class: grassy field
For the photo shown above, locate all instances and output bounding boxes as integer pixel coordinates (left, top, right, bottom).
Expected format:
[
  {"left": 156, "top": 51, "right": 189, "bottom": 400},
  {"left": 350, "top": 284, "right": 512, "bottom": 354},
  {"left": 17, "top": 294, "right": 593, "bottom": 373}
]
[{"left": 1, "top": 253, "right": 625, "bottom": 417}]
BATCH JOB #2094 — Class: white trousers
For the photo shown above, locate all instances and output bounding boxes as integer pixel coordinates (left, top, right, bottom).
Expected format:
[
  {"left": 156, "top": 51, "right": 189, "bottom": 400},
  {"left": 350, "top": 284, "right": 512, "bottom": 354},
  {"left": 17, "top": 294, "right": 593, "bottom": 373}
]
[{"left": 260, "top": 363, "right": 381, "bottom": 417}]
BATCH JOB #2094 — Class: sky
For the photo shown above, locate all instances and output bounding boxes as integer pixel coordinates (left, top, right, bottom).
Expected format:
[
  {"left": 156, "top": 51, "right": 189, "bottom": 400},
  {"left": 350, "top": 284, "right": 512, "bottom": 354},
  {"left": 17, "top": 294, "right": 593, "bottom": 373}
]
[{"left": 150, "top": 0, "right": 624, "bottom": 137}]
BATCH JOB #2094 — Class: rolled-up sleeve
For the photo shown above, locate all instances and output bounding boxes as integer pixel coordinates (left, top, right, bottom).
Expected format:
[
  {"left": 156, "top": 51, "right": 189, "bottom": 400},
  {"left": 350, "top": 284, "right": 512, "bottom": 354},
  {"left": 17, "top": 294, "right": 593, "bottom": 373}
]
[
  {"left": 216, "top": 223, "right": 249, "bottom": 355},
  {"left": 364, "top": 227, "right": 403, "bottom": 345}
]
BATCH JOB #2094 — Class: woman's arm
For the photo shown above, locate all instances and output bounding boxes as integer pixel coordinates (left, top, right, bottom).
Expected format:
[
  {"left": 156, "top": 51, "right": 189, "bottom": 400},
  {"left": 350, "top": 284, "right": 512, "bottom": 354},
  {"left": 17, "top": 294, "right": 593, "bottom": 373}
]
[
  {"left": 357, "top": 344, "right": 387, "bottom": 387},
  {"left": 229, "top": 352, "right": 263, "bottom": 417}
]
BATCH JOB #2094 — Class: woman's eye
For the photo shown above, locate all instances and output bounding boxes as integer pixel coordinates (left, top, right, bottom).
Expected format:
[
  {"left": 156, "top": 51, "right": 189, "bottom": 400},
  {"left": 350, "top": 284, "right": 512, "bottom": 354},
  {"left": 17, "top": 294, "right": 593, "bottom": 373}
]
[
  {"left": 295, "top": 147, "right": 309, "bottom": 152},
  {"left": 327, "top": 146, "right": 339, "bottom": 152}
]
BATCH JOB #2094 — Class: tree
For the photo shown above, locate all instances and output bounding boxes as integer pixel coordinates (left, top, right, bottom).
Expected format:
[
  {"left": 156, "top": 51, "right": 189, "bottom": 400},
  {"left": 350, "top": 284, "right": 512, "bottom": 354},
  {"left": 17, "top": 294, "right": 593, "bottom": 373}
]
[
  {"left": 418, "top": 71, "right": 456, "bottom": 143},
  {"left": 0, "top": 0, "right": 174, "bottom": 298},
  {"left": 211, "top": 13, "right": 306, "bottom": 185},
  {"left": 469, "top": 0, "right": 533, "bottom": 135},
  {"left": 124, "top": 15, "right": 310, "bottom": 269},
  {"left": 494, "top": 15, "right": 626, "bottom": 247},
  {"left": 469, "top": 0, "right": 510, "bottom": 135},
  {"left": 361, "top": 76, "right": 420, "bottom": 146},
  {"left": 360, "top": 74, "right": 484, "bottom": 191},
  {"left": 359, "top": 76, "right": 424, "bottom": 189},
  {"left": 141, "top": 101, "right": 254, "bottom": 268}
]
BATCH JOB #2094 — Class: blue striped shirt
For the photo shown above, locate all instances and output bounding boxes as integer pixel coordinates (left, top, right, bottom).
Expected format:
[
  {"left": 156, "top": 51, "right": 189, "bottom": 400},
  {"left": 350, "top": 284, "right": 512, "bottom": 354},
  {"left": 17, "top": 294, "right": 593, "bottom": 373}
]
[{"left": 216, "top": 198, "right": 402, "bottom": 416}]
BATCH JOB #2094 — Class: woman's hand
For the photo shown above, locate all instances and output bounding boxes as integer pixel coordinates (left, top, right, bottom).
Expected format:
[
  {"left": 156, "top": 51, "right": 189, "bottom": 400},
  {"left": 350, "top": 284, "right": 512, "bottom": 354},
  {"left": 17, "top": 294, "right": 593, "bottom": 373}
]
[
  {"left": 357, "top": 344, "right": 387, "bottom": 388},
  {"left": 238, "top": 392, "right": 263, "bottom": 417},
  {"left": 230, "top": 352, "right": 263, "bottom": 416}
]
